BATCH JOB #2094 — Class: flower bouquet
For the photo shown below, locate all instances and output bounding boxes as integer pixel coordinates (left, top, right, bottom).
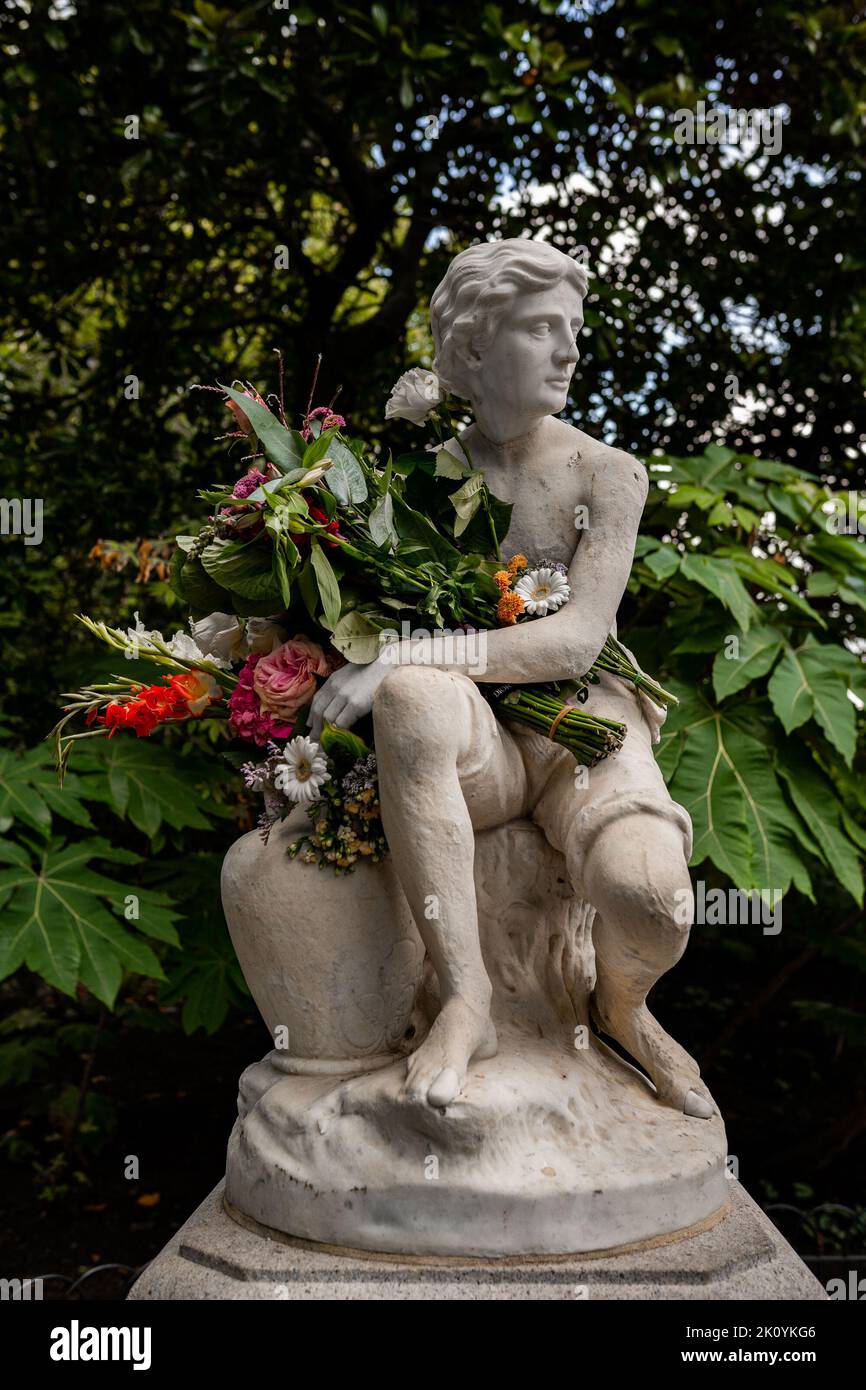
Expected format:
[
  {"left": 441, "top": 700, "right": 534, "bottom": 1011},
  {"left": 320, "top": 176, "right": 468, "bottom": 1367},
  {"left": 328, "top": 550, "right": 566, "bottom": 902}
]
[{"left": 53, "top": 361, "right": 674, "bottom": 871}]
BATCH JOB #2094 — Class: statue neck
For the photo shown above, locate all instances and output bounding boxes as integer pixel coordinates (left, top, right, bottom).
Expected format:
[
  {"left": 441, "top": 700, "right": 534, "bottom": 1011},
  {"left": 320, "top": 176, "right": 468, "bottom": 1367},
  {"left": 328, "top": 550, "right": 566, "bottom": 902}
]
[{"left": 468, "top": 416, "right": 550, "bottom": 459}]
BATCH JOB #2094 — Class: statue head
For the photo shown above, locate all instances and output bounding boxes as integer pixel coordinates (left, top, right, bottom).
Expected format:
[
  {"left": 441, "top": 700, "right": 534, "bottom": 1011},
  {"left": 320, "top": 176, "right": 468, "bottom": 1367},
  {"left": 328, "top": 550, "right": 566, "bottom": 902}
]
[{"left": 430, "top": 239, "right": 588, "bottom": 435}]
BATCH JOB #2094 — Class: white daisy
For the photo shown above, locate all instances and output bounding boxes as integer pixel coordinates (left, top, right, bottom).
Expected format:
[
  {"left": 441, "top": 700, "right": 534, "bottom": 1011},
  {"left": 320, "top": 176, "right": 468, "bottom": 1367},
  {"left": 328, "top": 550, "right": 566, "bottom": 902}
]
[
  {"left": 274, "top": 737, "right": 331, "bottom": 804},
  {"left": 514, "top": 567, "right": 571, "bottom": 617}
]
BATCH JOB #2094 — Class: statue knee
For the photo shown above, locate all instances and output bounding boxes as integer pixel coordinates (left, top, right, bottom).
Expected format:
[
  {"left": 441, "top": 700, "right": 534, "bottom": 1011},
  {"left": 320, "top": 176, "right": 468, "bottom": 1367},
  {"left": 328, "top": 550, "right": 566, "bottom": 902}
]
[
  {"left": 582, "top": 818, "right": 693, "bottom": 956},
  {"left": 372, "top": 665, "right": 462, "bottom": 746}
]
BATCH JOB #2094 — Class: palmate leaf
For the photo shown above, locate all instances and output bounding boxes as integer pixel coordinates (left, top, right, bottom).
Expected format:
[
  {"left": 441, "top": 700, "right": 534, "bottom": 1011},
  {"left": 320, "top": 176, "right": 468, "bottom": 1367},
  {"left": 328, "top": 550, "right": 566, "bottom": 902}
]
[
  {"left": 0, "top": 746, "right": 99, "bottom": 835},
  {"left": 767, "top": 635, "right": 863, "bottom": 765},
  {"left": 75, "top": 741, "right": 218, "bottom": 837},
  {"left": 160, "top": 918, "right": 248, "bottom": 1035},
  {"left": 712, "top": 624, "right": 785, "bottom": 701},
  {"left": 661, "top": 686, "right": 815, "bottom": 896},
  {"left": 776, "top": 745, "right": 864, "bottom": 905},
  {"left": 680, "top": 552, "right": 758, "bottom": 632},
  {"left": 0, "top": 837, "right": 175, "bottom": 1006}
]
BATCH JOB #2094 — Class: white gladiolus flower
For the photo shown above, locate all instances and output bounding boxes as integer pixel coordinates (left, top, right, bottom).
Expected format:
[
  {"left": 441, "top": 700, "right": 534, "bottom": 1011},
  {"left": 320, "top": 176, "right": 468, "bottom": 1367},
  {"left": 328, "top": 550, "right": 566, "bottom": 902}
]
[
  {"left": 513, "top": 567, "right": 571, "bottom": 617},
  {"left": 124, "top": 611, "right": 239, "bottom": 669},
  {"left": 125, "top": 612, "right": 162, "bottom": 653},
  {"left": 166, "top": 630, "right": 212, "bottom": 664},
  {"left": 244, "top": 616, "right": 286, "bottom": 655},
  {"left": 126, "top": 612, "right": 193, "bottom": 658},
  {"left": 273, "top": 736, "right": 331, "bottom": 804},
  {"left": 189, "top": 611, "right": 245, "bottom": 666},
  {"left": 384, "top": 368, "right": 444, "bottom": 425}
]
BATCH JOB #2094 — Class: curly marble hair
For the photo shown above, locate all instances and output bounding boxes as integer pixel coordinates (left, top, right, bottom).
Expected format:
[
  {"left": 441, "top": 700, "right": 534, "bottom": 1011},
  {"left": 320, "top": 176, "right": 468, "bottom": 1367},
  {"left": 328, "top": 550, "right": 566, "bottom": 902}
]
[{"left": 430, "top": 239, "right": 588, "bottom": 398}]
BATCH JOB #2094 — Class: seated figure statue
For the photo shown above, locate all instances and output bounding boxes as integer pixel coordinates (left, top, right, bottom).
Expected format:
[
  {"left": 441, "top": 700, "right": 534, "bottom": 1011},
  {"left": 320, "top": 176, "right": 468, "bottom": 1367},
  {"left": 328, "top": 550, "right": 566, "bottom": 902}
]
[
  {"left": 307, "top": 238, "right": 712, "bottom": 1120},
  {"left": 222, "top": 238, "right": 726, "bottom": 1258}
]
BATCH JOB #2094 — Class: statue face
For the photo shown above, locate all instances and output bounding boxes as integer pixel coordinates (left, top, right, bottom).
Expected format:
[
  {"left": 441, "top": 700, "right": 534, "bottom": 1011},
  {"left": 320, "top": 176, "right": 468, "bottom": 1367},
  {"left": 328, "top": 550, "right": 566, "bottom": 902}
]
[{"left": 470, "top": 282, "right": 583, "bottom": 422}]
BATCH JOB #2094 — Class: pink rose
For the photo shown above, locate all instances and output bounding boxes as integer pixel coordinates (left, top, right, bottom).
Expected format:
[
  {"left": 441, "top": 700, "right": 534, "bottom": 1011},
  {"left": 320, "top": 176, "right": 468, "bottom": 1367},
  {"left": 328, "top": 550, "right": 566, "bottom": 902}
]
[{"left": 253, "top": 635, "right": 333, "bottom": 722}]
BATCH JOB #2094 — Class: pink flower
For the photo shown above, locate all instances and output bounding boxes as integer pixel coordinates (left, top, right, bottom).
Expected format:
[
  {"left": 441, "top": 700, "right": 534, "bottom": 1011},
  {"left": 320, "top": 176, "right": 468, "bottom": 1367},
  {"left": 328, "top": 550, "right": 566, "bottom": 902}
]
[
  {"left": 301, "top": 405, "right": 347, "bottom": 442},
  {"left": 228, "top": 654, "right": 294, "bottom": 746},
  {"left": 253, "top": 635, "right": 333, "bottom": 722},
  {"left": 232, "top": 468, "right": 268, "bottom": 500}
]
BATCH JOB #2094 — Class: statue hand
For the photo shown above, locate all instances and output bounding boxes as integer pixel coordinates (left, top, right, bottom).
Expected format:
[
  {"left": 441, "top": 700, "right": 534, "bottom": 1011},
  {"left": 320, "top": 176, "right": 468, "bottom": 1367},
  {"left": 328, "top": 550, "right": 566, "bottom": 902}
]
[{"left": 308, "top": 656, "right": 390, "bottom": 739}]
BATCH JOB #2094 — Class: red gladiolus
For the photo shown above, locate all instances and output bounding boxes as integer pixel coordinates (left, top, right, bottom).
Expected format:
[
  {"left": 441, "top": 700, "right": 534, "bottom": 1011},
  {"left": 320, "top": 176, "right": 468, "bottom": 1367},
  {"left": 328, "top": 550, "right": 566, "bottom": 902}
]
[{"left": 95, "top": 671, "right": 222, "bottom": 738}]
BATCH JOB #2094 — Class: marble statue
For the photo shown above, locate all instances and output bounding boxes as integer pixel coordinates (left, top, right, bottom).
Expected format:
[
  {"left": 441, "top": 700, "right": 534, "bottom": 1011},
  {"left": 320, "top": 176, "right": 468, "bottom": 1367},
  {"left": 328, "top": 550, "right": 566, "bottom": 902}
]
[{"left": 220, "top": 238, "right": 728, "bottom": 1257}]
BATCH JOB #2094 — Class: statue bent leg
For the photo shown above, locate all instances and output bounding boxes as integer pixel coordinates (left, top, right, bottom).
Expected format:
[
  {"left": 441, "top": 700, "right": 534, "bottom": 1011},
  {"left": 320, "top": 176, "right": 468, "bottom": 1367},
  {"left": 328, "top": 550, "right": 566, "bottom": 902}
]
[{"left": 530, "top": 713, "right": 714, "bottom": 1119}]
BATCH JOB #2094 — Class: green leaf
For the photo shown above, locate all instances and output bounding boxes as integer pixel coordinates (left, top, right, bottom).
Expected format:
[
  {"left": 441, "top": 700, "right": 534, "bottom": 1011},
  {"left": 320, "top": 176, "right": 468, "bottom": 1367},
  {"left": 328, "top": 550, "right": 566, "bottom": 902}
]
[
  {"left": 160, "top": 916, "right": 245, "bottom": 1035},
  {"left": 777, "top": 747, "right": 864, "bottom": 904},
  {"left": 767, "top": 637, "right": 859, "bottom": 764},
  {"left": 218, "top": 383, "right": 302, "bottom": 473},
  {"left": 680, "top": 553, "right": 757, "bottom": 632},
  {"left": 331, "top": 610, "right": 383, "bottom": 664},
  {"left": 0, "top": 748, "right": 96, "bottom": 835},
  {"left": 80, "top": 742, "right": 216, "bottom": 837},
  {"left": 310, "top": 540, "right": 342, "bottom": 629},
  {"left": 0, "top": 748, "right": 52, "bottom": 833},
  {"left": 645, "top": 545, "right": 681, "bottom": 582},
  {"left": 200, "top": 535, "right": 281, "bottom": 603},
  {"left": 712, "top": 625, "right": 784, "bottom": 701},
  {"left": 449, "top": 471, "right": 486, "bottom": 537},
  {"left": 368, "top": 491, "right": 398, "bottom": 548},
  {"left": 665, "top": 689, "right": 814, "bottom": 895},
  {"left": 171, "top": 550, "right": 228, "bottom": 613},
  {"left": 433, "top": 448, "right": 469, "bottom": 480},
  {"left": 320, "top": 723, "right": 371, "bottom": 761},
  {"left": 371, "top": 3, "right": 389, "bottom": 38},
  {"left": 323, "top": 436, "right": 368, "bottom": 505},
  {"left": 391, "top": 493, "right": 461, "bottom": 565},
  {"left": 0, "top": 838, "right": 173, "bottom": 1005}
]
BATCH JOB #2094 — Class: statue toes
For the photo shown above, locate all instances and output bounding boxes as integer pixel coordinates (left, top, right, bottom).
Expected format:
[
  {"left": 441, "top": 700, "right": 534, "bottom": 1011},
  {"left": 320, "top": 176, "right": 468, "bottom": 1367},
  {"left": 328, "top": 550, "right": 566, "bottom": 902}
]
[
  {"left": 427, "top": 1067, "right": 461, "bottom": 1108},
  {"left": 683, "top": 1088, "right": 714, "bottom": 1120}
]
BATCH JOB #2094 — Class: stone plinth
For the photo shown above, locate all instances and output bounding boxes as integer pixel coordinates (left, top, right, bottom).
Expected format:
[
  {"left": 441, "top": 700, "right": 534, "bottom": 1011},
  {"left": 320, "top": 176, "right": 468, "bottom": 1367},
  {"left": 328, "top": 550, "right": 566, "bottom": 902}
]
[
  {"left": 128, "top": 1181, "right": 827, "bottom": 1301},
  {"left": 221, "top": 816, "right": 727, "bottom": 1257}
]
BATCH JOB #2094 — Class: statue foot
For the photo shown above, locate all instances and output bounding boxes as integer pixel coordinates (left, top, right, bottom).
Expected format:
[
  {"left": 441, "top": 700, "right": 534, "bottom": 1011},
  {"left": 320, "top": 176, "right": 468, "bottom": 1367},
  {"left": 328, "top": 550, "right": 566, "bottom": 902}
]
[
  {"left": 402, "top": 995, "right": 498, "bottom": 1108},
  {"left": 591, "top": 991, "right": 715, "bottom": 1120},
  {"left": 684, "top": 1088, "right": 714, "bottom": 1119}
]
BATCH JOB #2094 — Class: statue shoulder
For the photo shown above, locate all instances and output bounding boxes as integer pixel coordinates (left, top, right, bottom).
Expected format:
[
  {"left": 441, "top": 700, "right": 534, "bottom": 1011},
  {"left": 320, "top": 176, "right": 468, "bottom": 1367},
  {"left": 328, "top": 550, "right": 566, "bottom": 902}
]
[{"left": 570, "top": 429, "right": 649, "bottom": 506}]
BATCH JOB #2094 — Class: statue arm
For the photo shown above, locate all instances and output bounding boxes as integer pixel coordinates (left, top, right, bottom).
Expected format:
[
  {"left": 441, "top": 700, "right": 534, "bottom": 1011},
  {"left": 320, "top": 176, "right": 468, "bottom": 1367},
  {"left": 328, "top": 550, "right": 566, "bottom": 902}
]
[
  {"left": 421, "top": 449, "right": 648, "bottom": 685},
  {"left": 309, "top": 452, "right": 648, "bottom": 733}
]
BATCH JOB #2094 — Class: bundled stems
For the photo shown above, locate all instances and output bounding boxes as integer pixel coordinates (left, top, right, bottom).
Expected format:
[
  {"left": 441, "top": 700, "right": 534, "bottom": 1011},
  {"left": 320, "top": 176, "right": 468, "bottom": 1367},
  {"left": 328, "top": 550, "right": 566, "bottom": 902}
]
[
  {"left": 594, "top": 635, "right": 677, "bottom": 709},
  {"left": 493, "top": 688, "right": 626, "bottom": 765}
]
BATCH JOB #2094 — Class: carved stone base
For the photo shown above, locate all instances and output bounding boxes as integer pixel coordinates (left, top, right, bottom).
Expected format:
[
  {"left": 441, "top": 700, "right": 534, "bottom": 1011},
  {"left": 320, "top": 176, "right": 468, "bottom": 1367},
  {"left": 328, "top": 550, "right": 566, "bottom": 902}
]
[
  {"left": 128, "top": 1181, "right": 827, "bottom": 1300},
  {"left": 222, "top": 817, "right": 728, "bottom": 1257}
]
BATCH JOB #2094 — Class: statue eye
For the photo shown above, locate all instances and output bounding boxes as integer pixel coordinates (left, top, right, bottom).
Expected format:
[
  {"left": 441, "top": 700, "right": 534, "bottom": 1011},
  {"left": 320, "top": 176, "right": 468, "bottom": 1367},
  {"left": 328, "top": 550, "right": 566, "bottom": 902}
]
[{"left": 530, "top": 322, "right": 550, "bottom": 336}]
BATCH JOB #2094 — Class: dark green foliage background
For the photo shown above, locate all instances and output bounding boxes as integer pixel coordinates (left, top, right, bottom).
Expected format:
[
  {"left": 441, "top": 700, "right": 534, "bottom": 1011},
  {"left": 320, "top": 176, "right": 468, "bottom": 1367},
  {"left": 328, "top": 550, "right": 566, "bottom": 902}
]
[{"left": 1, "top": 0, "right": 865, "bottom": 1285}]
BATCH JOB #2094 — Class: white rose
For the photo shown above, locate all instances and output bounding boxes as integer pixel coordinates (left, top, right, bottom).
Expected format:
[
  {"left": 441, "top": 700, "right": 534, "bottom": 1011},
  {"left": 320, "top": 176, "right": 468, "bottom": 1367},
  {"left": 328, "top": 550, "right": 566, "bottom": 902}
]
[
  {"left": 189, "top": 611, "right": 245, "bottom": 666},
  {"left": 384, "top": 368, "right": 444, "bottom": 426}
]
